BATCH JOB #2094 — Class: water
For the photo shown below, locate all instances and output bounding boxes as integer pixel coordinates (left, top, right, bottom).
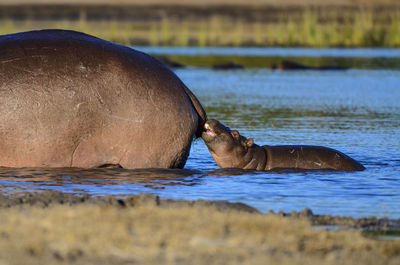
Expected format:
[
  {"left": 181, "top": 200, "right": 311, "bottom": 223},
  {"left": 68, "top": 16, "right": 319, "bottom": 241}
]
[
  {"left": 138, "top": 47, "right": 400, "bottom": 58},
  {"left": 139, "top": 46, "right": 400, "bottom": 69},
  {"left": 0, "top": 48, "right": 399, "bottom": 219}
]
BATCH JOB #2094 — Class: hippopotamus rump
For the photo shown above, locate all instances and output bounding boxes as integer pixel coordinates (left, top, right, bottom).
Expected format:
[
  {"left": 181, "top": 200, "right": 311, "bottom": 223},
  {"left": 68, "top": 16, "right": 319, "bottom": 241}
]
[
  {"left": 0, "top": 29, "right": 206, "bottom": 168},
  {"left": 202, "top": 119, "right": 365, "bottom": 171}
]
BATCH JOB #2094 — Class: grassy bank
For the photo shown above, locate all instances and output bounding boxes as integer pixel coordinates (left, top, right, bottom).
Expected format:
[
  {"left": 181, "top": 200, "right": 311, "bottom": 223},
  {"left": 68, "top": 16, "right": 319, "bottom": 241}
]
[{"left": 1, "top": 7, "right": 400, "bottom": 47}]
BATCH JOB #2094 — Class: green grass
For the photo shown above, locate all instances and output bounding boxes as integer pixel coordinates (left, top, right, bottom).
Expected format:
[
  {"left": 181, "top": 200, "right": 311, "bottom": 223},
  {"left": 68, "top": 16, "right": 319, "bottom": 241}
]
[{"left": 1, "top": 8, "right": 400, "bottom": 47}]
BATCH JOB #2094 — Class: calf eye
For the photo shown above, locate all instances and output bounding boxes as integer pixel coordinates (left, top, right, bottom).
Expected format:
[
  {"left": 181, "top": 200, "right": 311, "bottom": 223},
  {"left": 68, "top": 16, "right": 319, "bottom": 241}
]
[{"left": 231, "top": 130, "right": 240, "bottom": 140}]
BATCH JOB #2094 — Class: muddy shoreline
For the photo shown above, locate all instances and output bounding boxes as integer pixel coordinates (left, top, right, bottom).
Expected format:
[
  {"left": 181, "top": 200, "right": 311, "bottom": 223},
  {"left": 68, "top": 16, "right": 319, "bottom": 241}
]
[
  {"left": 0, "top": 191, "right": 398, "bottom": 265},
  {"left": 1, "top": 191, "right": 399, "bottom": 229}
]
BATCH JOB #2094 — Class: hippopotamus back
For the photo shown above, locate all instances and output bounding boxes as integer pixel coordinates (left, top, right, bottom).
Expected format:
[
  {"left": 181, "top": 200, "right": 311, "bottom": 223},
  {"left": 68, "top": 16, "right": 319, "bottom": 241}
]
[
  {"left": 263, "top": 145, "right": 365, "bottom": 171},
  {"left": 0, "top": 29, "right": 206, "bottom": 168}
]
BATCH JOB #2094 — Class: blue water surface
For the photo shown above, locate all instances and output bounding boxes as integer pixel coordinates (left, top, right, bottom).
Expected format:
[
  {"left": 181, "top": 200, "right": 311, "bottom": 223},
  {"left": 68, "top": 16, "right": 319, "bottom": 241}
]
[
  {"left": 137, "top": 46, "right": 400, "bottom": 58},
  {"left": 0, "top": 48, "right": 399, "bottom": 219}
]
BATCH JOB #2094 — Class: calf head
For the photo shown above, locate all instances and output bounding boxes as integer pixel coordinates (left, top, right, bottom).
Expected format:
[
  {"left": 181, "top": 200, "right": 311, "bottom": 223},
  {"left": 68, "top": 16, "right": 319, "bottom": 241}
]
[{"left": 201, "top": 119, "right": 254, "bottom": 168}]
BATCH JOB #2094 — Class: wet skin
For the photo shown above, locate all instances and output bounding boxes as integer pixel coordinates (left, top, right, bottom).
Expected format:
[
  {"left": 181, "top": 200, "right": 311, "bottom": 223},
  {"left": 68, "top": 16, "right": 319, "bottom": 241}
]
[
  {"left": 0, "top": 29, "right": 206, "bottom": 169},
  {"left": 202, "top": 119, "right": 365, "bottom": 171}
]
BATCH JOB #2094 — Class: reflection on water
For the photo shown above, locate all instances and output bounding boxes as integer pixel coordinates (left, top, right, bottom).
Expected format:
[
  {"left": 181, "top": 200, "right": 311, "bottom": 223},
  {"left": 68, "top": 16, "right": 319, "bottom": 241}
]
[
  {"left": 138, "top": 47, "right": 400, "bottom": 69},
  {"left": 138, "top": 47, "right": 400, "bottom": 58},
  {"left": 0, "top": 48, "right": 399, "bottom": 218},
  {"left": 0, "top": 168, "right": 203, "bottom": 195}
]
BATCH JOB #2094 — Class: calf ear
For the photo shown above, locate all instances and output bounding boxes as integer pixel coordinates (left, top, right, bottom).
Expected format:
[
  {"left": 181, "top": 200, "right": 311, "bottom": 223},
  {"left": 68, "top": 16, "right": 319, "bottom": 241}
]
[
  {"left": 246, "top": 138, "right": 254, "bottom": 147},
  {"left": 231, "top": 130, "right": 240, "bottom": 140}
]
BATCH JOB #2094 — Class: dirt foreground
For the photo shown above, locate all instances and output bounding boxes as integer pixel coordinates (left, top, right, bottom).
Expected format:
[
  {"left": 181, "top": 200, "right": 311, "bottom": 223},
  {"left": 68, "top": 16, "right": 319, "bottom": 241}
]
[{"left": 0, "top": 191, "right": 398, "bottom": 265}]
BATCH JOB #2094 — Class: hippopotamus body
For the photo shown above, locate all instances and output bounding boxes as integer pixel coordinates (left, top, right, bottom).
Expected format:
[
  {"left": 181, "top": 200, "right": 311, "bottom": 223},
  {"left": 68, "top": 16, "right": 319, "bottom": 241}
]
[
  {"left": 202, "top": 119, "right": 365, "bottom": 171},
  {"left": 0, "top": 29, "right": 206, "bottom": 168}
]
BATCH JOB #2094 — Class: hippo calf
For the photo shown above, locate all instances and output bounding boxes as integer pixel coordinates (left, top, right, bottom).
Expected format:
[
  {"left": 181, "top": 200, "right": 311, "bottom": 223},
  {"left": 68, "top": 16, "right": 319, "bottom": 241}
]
[
  {"left": 0, "top": 29, "right": 206, "bottom": 168},
  {"left": 202, "top": 119, "right": 365, "bottom": 171}
]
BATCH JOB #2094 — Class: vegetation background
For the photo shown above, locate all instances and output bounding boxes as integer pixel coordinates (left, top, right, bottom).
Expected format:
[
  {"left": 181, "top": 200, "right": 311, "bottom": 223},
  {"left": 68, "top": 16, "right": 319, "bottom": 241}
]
[{"left": 1, "top": 0, "right": 400, "bottom": 47}]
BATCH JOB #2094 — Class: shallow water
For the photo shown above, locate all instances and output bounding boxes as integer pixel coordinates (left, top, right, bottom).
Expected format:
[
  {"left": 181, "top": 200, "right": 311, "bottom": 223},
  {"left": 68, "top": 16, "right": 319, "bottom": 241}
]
[
  {"left": 139, "top": 47, "right": 400, "bottom": 58},
  {"left": 1, "top": 48, "right": 399, "bottom": 218},
  {"left": 140, "top": 46, "right": 400, "bottom": 69}
]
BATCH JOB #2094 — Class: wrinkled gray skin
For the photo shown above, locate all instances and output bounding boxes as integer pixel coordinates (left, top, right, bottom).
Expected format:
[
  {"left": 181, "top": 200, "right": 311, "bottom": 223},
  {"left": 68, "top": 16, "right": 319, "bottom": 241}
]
[
  {"left": 0, "top": 29, "right": 206, "bottom": 168},
  {"left": 202, "top": 119, "right": 365, "bottom": 171}
]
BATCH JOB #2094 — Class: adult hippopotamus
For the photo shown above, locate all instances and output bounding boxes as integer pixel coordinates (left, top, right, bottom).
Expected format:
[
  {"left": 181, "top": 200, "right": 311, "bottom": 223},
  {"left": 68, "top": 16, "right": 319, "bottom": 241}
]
[
  {"left": 202, "top": 119, "right": 365, "bottom": 171},
  {"left": 0, "top": 29, "right": 206, "bottom": 168}
]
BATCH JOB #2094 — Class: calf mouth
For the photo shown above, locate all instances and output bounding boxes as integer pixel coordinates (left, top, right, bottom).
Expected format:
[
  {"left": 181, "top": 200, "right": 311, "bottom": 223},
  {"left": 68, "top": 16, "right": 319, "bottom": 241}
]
[
  {"left": 204, "top": 123, "right": 217, "bottom": 137},
  {"left": 203, "top": 119, "right": 232, "bottom": 138}
]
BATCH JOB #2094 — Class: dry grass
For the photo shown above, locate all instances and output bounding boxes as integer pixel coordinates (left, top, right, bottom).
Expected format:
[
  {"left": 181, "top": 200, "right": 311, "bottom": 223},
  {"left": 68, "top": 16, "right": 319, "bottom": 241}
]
[
  {"left": 1, "top": 7, "right": 400, "bottom": 47},
  {"left": 1, "top": 1, "right": 400, "bottom": 47}
]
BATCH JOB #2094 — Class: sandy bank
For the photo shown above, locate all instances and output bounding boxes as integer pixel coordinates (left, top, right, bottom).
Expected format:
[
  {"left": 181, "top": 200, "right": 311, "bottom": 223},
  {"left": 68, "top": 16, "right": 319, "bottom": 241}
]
[{"left": 0, "top": 191, "right": 398, "bottom": 265}]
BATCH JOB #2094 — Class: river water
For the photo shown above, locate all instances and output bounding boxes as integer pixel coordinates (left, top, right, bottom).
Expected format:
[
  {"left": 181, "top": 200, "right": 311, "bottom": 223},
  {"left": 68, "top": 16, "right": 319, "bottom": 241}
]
[{"left": 0, "top": 47, "right": 399, "bottom": 219}]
